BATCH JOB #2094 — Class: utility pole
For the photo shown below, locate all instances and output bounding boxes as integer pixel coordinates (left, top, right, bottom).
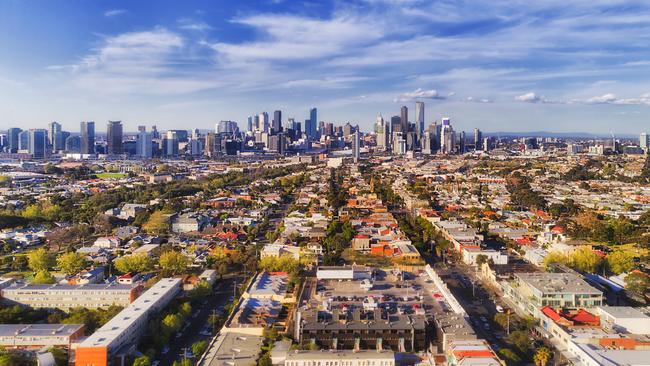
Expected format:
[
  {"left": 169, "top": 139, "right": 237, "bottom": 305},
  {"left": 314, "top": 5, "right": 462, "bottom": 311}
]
[
  {"left": 506, "top": 309, "right": 511, "bottom": 335},
  {"left": 211, "top": 308, "right": 220, "bottom": 335}
]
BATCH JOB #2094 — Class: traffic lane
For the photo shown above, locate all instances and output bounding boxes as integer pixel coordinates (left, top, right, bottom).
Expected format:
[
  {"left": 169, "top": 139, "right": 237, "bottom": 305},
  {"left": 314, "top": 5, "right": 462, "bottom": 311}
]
[{"left": 159, "top": 277, "right": 241, "bottom": 366}]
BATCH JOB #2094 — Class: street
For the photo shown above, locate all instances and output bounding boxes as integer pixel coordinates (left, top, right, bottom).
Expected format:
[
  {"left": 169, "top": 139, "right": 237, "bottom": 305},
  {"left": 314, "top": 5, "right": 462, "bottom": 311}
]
[{"left": 159, "top": 275, "right": 244, "bottom": 366}]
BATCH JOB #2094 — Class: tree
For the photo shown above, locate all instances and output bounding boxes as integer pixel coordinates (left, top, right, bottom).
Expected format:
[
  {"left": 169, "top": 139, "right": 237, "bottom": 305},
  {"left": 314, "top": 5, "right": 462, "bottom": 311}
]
[
  {"left": 606, "top": 251, "right": 635, "bottom": 275},
  {"left": 571, "top": 246, "right": 602, "bottom": 273},
  {"left": 142, "top": 210, "right": 171, "bottom": 235},
  {"left": 32, "top": 270, "right": 56, "bottom": 284},
  {"left": 533, "top": 347, "right": 552, "bottom": 366},
  {"left": 133, "top": 355, "right": 151, "bottom": 366},
  {"left": 113, "top": 254, "right": 153, "bottom": 274},
  {"left": 498, "top": 348, "right": 521, "bottom": 366},
  {"left": 189, "top": 280, "right": 212, "bottom": 300},
  {"left": 508, "top": 330, "right": 531, "bottom": 354},
  {"left": 159, "top": 251, "right": 189, "bottom": 275},
  {"left": 11, "top": 256, "right": 28, "bottom": 271},
  {"left": 56, "top": 251, "right": 87, "bottom": 275},
  {"left": 493, "top": 313, "right": 509, "bottom": 331},
  {"left": 624, "top": 272, "right": 649, "bottom": 296},
  {"left": 543, "top": 251, "right": 571, "bottom": 270},
  {"left": 172, "top": 360, "right": 191, "bottom": 366},
  {"left": 28, "top": 248, "right": 53, "bottom": 272},
  {"left": 475, "top": 254, "right": 488, "bottom": 267},
  {"left": 192, "top": 340, "right": 208, "bottom": 357},
  {"left": 162, "top": 313, "right": 182, "bottom": 334},
  {"left": 257, "top": 353, "right": 272, "bottom": 366}
]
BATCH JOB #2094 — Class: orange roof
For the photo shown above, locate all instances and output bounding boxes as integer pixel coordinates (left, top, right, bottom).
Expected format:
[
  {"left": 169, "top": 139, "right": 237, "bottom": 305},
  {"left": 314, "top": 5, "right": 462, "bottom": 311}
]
[
  {"left": 453, "top": 350, "right": 495, "bottom": 359},
  {"left": 570, "top": 309, "right": 600, "bottom": 325},
  {"left": 551, "top": 226, "right": 566, "bottom": 234},
  {"left": 541, "top": 306, "right": 563, "bottom": 322}
]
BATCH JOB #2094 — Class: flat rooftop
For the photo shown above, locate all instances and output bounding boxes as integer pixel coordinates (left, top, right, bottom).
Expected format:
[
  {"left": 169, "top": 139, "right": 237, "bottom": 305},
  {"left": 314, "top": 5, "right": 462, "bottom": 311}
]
[
  {"left": 598, "top": 306, "right": 650, "bottom": 319},
  {"left": 78, "top": 278, "right": 181, "bottom": 349},
  {"left": 200, "top": 332, "right": 263, "bottom": 366},
  {"left": 286, "top": 350, "right": 395, "bottom": 361},
  {"left": 248, "top": 271, "right": 288, "bottom": 297},
  {"left": 3, "top": 282, "right": 135, "bottom": 292},
  {"left": 0, "top": 324, "right": 84, "bottom": 337},
  {"left": 230, "top": 298, "right": 281, "bottom": 328},
  {"left": 515, "top": 272, "right": 602, "bottom": 295}
]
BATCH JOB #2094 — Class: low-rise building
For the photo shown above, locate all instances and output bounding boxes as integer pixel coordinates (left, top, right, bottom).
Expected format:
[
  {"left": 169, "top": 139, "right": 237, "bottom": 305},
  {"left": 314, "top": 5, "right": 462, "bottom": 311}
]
[
  {"left": 503, "top": 272, "right": 603, "bottom": 317},
  {"left": 1, "top": 282, "right": 142, "bottom": 310},
  {"left": 0, "top": 324, "right": 85, "bottom": 349}
]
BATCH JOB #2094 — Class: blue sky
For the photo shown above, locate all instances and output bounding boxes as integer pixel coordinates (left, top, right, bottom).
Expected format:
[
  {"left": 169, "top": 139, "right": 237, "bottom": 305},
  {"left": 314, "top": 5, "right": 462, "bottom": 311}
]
[{"left": 1, "top": 0, "right": 649, "bottom": 134}]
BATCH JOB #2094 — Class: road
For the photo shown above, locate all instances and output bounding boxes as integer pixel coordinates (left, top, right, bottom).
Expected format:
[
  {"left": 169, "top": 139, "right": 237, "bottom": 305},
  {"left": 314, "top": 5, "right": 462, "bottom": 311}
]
[{"left": 159, "top": 275, "right": 244, "bottom": 366}]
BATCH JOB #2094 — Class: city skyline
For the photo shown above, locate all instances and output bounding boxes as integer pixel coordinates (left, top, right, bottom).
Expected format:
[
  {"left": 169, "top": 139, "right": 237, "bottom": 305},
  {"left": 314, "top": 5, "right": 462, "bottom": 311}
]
[{"left": 1, "top": 1, "right": 650, "bottom": 133}]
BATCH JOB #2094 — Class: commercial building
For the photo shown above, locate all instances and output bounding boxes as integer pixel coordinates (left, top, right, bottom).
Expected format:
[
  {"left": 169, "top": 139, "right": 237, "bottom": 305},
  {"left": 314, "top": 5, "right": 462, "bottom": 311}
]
[
  {"left": 80, "top": 121, "right": 95, "bottom": 154},
  {"left": 596, "top": 306, "right": 650, "bottom": 335},
  {"left": 75, "top": 278, "right": 181, "bottom": 366},
  {"left": 1, "top": 282, "right": 142, "bottom": 310},
  {"left": 28, "top": 129, "right": 47, "bottom": 159},
  {"left": 281, "top": 350, "right": 395, "bottom": 366},
  {"left": 295, "top": 268, "right": 433, "bottom": 352},
  {"left": 107, "top": 120, "right": 123, "bottom": 155},
  {"left": 198, "top": 332, "right": 263, "bottom": 366},
  {"left": 0, "top": 324, "right": 84, "bottom": 349},
  {"left": 503, "top": 272, "right": 603, "bottom": 317},
  {"left": 242, "top": 271, "right": 290, "bottom": 302}
]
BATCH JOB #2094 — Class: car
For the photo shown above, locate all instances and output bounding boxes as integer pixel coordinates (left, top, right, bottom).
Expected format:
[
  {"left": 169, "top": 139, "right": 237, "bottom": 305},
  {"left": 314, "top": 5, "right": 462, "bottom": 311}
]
[
  {"left": 480, "top": 316, "right": 487, "bottom": 322},
  {"left": 175, "top": 332, "right": 183, "bottom": 339},
  {"left": 161, "top": 347, "right": 170, "bottom": 355},
  {"left": 151, "top": 361, "right": 160, "bottom": 366},
  {"left": 496, "top": 305, "right": 504, "bottom": 313}
]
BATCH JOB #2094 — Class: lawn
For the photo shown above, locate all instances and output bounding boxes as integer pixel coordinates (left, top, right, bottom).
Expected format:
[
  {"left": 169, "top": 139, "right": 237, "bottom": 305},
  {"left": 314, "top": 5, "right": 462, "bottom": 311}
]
[{"left": 95, "top": 172, "right": 128, "bottom": 179}]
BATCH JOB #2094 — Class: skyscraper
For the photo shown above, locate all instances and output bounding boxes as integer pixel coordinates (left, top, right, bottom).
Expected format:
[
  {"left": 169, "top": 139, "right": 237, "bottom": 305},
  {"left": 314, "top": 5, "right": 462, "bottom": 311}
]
[
  {"left": 272, "top": 110, "right": 282, "bottom": 134},
  {"left": 28, "top": 129, "right": 47, "bottom": 159},
  {"left": 260, "top": 112, "right": 269, "bottom": 133},
  {"left": 18, "top": 130, "right": 29, "bottom": 151},
  {"left": 6, "top": 128, "right": 21, "bottom": 153},
  {"left": 48, "top": 122, "right": 61, "bottom": 151},
  {"left": 440, "top": 118, "right": 455, "bottom": 154},
  {"left": 640, "top": 132, "right": 649, "bottom": 152},
  {"left": 352, "top": 130, "right": 360, "bottom": 163},
  {"left": 415, "top": 102, "right": 424, "bottom": 136},
  {"left": 459, "top": 131, "right": 466, "bottom": 154},
  {"left": 107, "top": 121, "right": 123, "bottom": 155},
  {"left": 375, "top": 114, "right": 389, "bottom": 150},
  {"left": 309, "top": 107, "right": 318, "bottom": 138},
  {"left": 163, "top": 131, "right": 179, "bottom": 157},
  {"left": 474, "top": 128, "right": 483, "bottom": 150},
  {"left": 137, "top": 129, "right": 152, "bottom": 158},
  {"left": 400, "top": 106, "right": 408, "bottom": 134},
  {"left": 247, "top": 116, "right": 253, "bottom": 132},
  {"left": 80, "top": 121, "right": 95, "bottom": 154}
]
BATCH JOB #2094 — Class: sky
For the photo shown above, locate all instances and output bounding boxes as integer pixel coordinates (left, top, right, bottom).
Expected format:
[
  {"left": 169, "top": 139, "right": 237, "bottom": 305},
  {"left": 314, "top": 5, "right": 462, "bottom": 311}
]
[{"left": 1, "top": 0, "right": 649, "bottom": 135}]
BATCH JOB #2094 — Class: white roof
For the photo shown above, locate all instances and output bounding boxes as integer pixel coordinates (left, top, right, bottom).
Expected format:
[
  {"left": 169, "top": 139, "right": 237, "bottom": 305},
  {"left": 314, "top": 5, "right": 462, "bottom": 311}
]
[{"left": 78, "top": 278, "right": 180, "bottom": 349}]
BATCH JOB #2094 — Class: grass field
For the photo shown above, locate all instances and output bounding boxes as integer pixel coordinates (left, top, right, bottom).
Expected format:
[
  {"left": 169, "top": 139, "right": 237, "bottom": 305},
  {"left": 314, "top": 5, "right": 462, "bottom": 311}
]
[{"left": 95, "top": 172, "right": 128, "bottom": 179}]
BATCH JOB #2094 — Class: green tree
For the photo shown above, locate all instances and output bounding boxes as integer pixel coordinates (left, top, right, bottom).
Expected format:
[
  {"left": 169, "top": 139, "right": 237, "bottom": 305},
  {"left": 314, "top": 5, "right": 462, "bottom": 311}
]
[
  {"left": 508, "top": 330, "right": 531, "bottom": 354},
  {"left": 475, "top": 254, "right": 488, "bottom": 267},
  {"left": 533, "top": 347, "right": 552, "bottom": 366},
  {"left": 498, "top": 348, "right": 521, "bottom": 366},
  {"left": 189, "top": 280, "right": 212, "bottom": 300},
  {"left": 133, "top": 355, "right": 151, "bottom": 366},
  {"left": 159, "top": 251, "right": 189, "bottom": 275},
  {"left": 113, "top": 254, "right": 153, "bottom": 274},
  {"left": 543, "top": 251, "right": 571, "bottom": 270},
  {"left": 162, "top": 313, "right": 182, "bottom": 334},
  {"left": 624, "top": 272, "right": 649, "bottom": 296},
  {"left": 571, "top": 246, "right": 602, "bottom": 273},
  {"left": 28, "top": 248, "right": 53, "bottom": 272},
  {"left": 606, "top": 251, "right": 635, "bottom": 274},
  {"left": 192, "top": 340, "right": 208, "bottom": 357},
  {"left": 56, "top": 251, "right": 87, "bottom": 275},
  {"left": 33, "top": 270, "right": 56, "bottom": 284},
  {"left": 257, "top": 353, "right": 272, "bottom": 366},
  {"left": 142, "top": 210, "right": 171, "bottom": 235},
  {"left": 172, "top": 360, "right": 191, "bottom": 366}
]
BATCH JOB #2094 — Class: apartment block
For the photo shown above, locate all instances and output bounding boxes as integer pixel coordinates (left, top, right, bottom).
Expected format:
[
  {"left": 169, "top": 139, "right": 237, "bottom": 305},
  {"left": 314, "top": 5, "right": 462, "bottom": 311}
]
[{"left": 1, "top": 282, "right": 142, "bottom": 310}]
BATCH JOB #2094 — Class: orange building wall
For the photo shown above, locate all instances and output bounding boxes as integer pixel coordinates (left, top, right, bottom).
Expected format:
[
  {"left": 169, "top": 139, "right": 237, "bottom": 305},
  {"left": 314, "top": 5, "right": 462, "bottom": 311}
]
[{"left": 76, "top": 346, "right": 108, "bottom": 366}]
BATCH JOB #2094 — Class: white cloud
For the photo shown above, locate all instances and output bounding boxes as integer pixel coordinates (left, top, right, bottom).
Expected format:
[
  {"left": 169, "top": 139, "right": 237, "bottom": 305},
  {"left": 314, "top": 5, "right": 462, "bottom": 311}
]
[
  {"left": 46, "top": 28, "right": 221, "bottom": 95},
  {"left": 394, "top": 88, "right": 445, "bottom": 102},
  {"left": 104, "top": 9, "right": 127, "bottom": 17},
  {"left": 514, "top": 92, "right": 560, "bottom": 104},
  {"left": 177, "top": 19, "right": 213, "bottom": 31},
  {"left": 581, "top": 93, "right": 650, "bottom": 105},
  {"left": 210, "top": 13, "right": 384, "bottom": 63}
]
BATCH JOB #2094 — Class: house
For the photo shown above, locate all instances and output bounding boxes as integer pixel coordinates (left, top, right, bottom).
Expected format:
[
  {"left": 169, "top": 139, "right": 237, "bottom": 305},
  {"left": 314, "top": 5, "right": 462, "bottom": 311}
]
[
  {"left": 171, "top": 213, "right": 208, "bottom": 233},
  {"left": 94, "top": 236, "right": 121, "bottom": 249}
]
